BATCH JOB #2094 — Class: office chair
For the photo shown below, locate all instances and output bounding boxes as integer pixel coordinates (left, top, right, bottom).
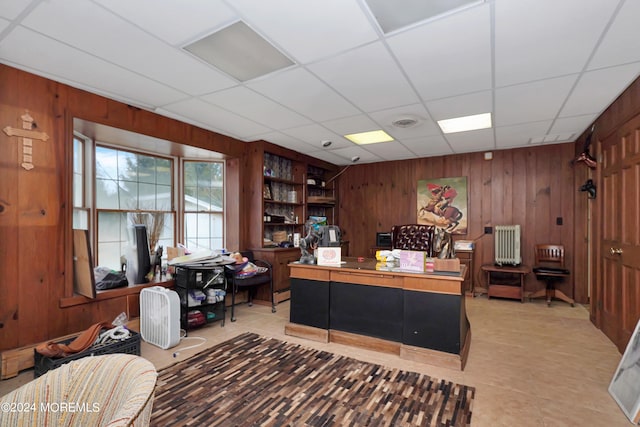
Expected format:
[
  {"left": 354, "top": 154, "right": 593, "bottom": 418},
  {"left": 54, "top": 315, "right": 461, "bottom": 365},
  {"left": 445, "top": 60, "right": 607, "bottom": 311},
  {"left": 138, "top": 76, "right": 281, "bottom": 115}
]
[
  {"left": 227, "top": 250, "right": 275, "bottom": 322},
  {"left": 531, "top": 244, "right": 574, "bottom": 307}
]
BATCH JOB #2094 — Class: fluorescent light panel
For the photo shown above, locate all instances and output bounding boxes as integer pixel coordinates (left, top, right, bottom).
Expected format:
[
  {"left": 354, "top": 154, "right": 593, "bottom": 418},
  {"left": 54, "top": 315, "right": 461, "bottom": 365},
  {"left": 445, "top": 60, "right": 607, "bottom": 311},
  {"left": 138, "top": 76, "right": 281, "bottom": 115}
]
[
  {"left": 365, "top": 0, "right": 483, "bottom": 33},
  {"left": 183, "top": 21, "right": 294, "bottom": 82},
  {"left": 437, "top": 113, "right": 492, "bottom": 134},
  {"left": 344, "top": 130, "right": 394, "bottom": 145}
]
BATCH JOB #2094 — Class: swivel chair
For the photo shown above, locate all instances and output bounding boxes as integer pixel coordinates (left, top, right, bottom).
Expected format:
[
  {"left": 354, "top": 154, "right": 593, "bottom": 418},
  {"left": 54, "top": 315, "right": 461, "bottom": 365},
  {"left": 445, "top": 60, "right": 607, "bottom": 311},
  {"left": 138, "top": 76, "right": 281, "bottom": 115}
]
[
  {"left": 227, "top": 250, "right": 274, "bottom": 322},
  {"left": 531, "top": 244, "right": 574, "bottom": 307}
]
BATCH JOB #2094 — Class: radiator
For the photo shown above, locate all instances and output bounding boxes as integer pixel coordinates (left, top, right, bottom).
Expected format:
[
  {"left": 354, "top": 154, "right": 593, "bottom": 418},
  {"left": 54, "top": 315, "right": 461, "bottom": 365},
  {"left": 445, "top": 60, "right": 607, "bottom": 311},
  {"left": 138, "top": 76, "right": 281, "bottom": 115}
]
[{"left": 494, "top": 225, "right": 521, "bottom": 266}]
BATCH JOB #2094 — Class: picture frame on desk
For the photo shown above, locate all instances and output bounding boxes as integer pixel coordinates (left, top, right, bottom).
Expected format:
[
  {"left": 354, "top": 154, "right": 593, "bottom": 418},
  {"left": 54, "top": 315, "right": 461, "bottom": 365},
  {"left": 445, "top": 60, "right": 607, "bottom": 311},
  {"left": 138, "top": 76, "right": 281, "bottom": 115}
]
[{"left": 609, "top": 318, "right": 640, "bottom": 424}]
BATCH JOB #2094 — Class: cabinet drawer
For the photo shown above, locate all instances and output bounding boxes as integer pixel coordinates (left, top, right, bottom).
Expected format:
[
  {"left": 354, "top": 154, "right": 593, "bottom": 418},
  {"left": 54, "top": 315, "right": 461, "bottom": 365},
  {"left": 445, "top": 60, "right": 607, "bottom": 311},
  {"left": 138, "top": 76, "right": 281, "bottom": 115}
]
[{"left": 330, "top": 271, "right": 400, "bottom": 288}]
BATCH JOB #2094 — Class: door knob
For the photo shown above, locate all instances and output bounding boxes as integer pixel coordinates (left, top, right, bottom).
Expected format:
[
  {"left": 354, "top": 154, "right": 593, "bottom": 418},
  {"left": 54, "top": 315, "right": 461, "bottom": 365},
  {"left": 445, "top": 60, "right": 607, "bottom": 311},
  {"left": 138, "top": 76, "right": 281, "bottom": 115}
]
[{"left": 610, "top": 247, "right": 623, "bottom": 255}]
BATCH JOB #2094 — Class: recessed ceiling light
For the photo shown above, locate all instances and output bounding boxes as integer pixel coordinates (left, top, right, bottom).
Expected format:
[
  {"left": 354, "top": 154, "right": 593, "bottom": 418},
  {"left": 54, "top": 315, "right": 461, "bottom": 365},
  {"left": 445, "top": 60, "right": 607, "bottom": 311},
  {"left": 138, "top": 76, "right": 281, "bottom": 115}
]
[
  {"left": 183, "top": 21, "right": 294, "bottom": 82},
  {"left": 344, "top": 130, "right": 394, "bottom": 145},
  {"left": 365, "top": 0, "right": 483, "bottom": 33},
  {"left": 437, "top": 113, "right": 492, "bottom": 134}
]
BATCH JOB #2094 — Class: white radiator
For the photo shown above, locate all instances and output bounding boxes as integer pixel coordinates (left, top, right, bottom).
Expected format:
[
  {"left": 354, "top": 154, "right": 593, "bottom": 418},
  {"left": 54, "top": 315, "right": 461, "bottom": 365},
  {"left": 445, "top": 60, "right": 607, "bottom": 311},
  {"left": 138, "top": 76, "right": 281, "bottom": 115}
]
[
  {"left": 140, "top": 286, "right": 180, "bottom": 350},
  {"left": 494, "top": 225, "right": 521, "bottom": 266}
]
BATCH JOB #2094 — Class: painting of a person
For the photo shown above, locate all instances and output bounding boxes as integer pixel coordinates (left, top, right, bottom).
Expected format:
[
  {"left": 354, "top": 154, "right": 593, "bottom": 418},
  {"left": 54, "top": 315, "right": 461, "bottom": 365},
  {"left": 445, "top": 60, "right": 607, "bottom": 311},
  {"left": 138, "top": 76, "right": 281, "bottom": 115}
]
[{"left": 418, "top": 178, "right": 467, "bottom": 234}]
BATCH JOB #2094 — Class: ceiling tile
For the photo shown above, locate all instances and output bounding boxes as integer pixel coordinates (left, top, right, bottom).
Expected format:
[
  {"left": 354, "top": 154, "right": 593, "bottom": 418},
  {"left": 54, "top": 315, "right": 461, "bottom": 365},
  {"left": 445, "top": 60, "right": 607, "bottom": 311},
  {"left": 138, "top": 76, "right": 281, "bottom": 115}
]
[
  {"left": 247, "top": 67, "right": 361, "bottom": 122},
  {"left": 0, "top": 0, "right": 31, "bottom": 20},
  {"left": 400, "top": 135, "right": 454, "bottom": 158},
  {"left": 388, "top": 4, "right": 491, "bottom": 101},
  {"left": 495, "top": 121, "right": 552, "bottom": 149},
  {"left": 230, "top": 0, "right": 378, "bottom": 64},
  {"left": 328, "top": 146, "right": 383, "bottom": 165},
  {"left": 161, "top": 98, "right": 271, "bottom": 138},
  {"left": 494, "top": 0, "right": 618, "bottom": 87},
  {"left": 97, "top": 0, "right": 237, "bottom": 45},
  {"left": 0, "top": 17, "right": 9, "bottom": 32},
  {"left": 368, "top": 104, "right": 440, "bottom": 139},
  {"left": 280, "top": 123, "right": 350, "bottom": 148},
  {"left": 0, "top": 27, "right": 186, "bottom": 108},
  {"left": 560, "top": 63, "right": 640, "bottom": 117},
  {"left": 494, "top": 75, "right": 577, "bottom": 127},
  {"left": 425, "top": 91, "right": 493, "bottom": 121},
  {"left": 309, "top": 41, "right": 419, "bottom": 112},
  {"left": 201, "top": 86, "right": 311, "bottom": 129},
  {"left": 251, "top": 131, "right": 320, "bottom": 154},
  {"left": 303, "top": 149, "right": 354, "bottom": 166},
  {"left": 23, "top": 0, "right": 237, "bottom": 96},
  {"left": 445, "top": 128, "right": 495, "bottom": 153},
  {"left": 360, "top": 141, "right": 416, "bottom": 162},
  {"left": 321, "top": 115, "right": 379, "bottom": 138},
  {"left": 589, "top": 0, "right": 640, "bottom": 70},
  {"left": 549, "top": 114, "right": 597, "bottom": 136}
]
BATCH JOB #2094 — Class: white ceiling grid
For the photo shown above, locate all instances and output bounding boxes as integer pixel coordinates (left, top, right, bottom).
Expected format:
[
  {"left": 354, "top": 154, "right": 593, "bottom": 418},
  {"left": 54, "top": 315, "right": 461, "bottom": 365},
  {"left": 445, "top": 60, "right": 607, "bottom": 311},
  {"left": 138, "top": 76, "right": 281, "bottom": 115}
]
[{"left": 1, "top": 0, "right": 639, "bottom": 165}]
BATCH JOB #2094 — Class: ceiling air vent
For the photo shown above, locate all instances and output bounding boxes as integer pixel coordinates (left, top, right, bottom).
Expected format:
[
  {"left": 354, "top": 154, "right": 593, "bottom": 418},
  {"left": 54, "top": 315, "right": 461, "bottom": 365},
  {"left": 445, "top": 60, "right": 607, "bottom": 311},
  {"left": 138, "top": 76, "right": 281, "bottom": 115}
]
[{"left": 392, "top": 117, "right": 419, "bottom": 128}]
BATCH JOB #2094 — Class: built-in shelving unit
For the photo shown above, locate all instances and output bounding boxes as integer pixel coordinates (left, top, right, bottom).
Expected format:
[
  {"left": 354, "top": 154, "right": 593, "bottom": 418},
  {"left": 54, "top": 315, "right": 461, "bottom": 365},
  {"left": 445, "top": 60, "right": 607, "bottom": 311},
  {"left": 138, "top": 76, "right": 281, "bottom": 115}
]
[
  {"left": 245, "top": 141, "right": 340, "bottom": 251},
  {"left": 262, "top": 153, "right": 305, "bottom": 246},
  {"left": 306, "top": 164, "right": 336, "bottom": 225}
]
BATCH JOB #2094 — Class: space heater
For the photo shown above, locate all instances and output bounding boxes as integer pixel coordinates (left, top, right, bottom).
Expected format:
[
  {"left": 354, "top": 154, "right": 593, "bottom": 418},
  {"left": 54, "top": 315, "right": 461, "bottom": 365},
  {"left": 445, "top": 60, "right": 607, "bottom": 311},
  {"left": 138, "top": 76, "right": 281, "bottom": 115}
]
[
  {"left": 140, "top": 286, "right": 180, "bottom": 349},
  {"left": 494, "top": 225, "right": 521, "bottom": 266}
]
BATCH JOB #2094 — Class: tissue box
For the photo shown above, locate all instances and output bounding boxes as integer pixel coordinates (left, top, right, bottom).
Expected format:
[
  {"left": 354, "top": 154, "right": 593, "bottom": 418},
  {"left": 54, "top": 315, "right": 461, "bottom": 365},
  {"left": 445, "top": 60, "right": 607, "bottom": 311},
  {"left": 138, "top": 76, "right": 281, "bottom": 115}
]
[
  {"left": 399, "top": 251, "right": 427, "bottom": 272},
  {"left": 434, "top": 258, "right": 461, "bottom": 273}
]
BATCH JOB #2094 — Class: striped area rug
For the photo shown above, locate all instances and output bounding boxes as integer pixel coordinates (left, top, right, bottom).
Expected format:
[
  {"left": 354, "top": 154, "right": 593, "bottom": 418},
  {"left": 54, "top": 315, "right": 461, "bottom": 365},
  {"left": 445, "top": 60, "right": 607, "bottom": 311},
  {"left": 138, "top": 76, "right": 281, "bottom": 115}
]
[{"left": 151, "top": 332, "right": 475, "bottom": 426}]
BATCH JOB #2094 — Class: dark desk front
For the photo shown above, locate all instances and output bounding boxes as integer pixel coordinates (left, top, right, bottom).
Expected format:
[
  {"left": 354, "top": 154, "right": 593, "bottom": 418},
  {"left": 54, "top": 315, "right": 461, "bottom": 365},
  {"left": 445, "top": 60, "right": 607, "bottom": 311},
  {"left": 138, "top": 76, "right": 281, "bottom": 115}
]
[{"left": 286, "top": 258, "right": 470, "bottom": 370}]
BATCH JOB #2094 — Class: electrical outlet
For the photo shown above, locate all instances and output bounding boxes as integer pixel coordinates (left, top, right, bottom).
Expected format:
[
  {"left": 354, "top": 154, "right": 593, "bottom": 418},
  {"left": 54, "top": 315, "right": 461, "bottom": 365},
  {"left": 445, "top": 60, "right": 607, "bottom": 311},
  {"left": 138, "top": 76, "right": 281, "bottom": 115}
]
[{"left": 484, "top": 226, "right": 493, "bottom": 234}]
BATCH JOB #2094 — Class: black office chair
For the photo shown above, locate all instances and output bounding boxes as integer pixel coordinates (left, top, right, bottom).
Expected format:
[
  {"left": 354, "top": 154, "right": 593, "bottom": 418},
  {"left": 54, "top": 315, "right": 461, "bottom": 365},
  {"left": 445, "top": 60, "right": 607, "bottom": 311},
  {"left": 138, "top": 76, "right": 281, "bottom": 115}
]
[
  {"left": 531, "top": 244, "right": 574, "bottom": 307},
  {"left": 227, "top": 250, "right": 275, "bottom": 322}
]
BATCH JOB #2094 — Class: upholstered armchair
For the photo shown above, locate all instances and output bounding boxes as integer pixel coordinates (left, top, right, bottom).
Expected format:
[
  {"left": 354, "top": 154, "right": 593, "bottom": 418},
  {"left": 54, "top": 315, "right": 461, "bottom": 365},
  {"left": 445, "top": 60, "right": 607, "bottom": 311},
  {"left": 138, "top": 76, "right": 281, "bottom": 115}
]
[{"left": 0, "top": 354, "right": 157, "bottom": 426}]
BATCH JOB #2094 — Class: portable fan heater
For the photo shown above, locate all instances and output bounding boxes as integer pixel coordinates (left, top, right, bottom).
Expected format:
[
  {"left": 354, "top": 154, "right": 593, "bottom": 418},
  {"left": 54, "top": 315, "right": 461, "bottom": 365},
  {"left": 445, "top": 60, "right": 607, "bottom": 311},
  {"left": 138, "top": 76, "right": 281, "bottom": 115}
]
[{"left": 140, "top": 286, "right": 180, "bottom": 349}]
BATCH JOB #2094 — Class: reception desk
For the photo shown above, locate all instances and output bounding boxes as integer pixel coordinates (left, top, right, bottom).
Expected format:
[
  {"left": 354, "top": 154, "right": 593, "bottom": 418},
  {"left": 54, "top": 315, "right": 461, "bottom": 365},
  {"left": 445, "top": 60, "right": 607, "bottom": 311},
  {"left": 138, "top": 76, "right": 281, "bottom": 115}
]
[{"left": 285, "top": 258, "right": 471, "bottom": 370}]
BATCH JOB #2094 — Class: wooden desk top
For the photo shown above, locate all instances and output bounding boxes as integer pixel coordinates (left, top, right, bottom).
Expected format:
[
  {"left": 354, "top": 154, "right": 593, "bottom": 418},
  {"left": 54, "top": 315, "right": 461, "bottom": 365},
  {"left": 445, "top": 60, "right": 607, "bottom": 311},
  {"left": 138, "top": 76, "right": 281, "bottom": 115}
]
[{"left": 481, "top": 264, "right": 531, "bottom": 274}]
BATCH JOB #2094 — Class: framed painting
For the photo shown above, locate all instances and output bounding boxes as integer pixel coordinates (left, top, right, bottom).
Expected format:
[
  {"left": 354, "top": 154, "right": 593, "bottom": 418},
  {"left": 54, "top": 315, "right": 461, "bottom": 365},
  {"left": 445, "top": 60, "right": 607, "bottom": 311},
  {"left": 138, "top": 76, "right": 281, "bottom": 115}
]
[
  {"left": 609, "top": 318, "right": 640, "bottom": 424},
  {"left": 417, "top": 177, "right": 468, "bottom": 234}
]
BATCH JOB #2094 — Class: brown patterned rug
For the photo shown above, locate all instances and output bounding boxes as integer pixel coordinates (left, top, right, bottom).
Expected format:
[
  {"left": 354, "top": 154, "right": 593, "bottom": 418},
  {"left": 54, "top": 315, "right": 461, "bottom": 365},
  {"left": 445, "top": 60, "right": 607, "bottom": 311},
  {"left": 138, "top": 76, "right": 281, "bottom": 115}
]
[{"left": 150, "top": 332, "right": 475, "bottom": 426}]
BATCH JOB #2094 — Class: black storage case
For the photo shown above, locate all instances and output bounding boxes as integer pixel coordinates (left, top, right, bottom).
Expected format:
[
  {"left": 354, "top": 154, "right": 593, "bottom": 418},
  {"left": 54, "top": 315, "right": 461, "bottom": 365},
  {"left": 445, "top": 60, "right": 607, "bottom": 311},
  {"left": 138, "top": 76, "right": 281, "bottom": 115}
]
[{"left": 33, "top": 330, "right": 141, "bottom": 378}]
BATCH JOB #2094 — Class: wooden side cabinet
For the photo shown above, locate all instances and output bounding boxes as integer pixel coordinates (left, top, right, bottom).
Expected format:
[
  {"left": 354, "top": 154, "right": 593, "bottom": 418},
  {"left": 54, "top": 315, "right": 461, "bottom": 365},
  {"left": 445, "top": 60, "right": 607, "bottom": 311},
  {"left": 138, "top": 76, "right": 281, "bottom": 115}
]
[
  {"left": 481, "top": 264, "right": 531, "bottom": 303},
  {"left": 251, "top": 247, "right": 300, "bottom": 304}
]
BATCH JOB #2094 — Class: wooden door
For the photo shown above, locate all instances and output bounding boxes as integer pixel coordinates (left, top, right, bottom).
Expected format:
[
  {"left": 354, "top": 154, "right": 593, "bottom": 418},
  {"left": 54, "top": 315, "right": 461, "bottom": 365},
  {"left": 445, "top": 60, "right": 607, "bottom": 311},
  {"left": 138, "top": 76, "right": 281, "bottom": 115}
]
[{"left": 599, "top": 115, "right": 640, "bottom": 352}]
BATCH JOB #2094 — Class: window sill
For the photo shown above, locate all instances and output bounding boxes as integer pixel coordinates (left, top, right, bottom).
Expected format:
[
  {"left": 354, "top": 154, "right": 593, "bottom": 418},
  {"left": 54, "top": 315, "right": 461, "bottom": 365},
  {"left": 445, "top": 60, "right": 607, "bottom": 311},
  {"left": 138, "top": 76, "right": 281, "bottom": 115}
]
[{"left": 60, "top": 278, "right": 175, "bottom": 308}]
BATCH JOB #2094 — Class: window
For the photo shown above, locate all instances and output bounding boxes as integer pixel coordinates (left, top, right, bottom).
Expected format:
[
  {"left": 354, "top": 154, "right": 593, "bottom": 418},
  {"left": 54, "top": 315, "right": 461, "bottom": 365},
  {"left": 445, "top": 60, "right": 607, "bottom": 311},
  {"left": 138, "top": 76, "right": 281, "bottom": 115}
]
[
  {"left": 183, "top": 161, "right": 224, "bottom": 251},
  {"left": 95, "top": 146, "right": 174, "bottom": 269},
  {"left": 72, "top": 128, "right": 227, "bottom": 276}
]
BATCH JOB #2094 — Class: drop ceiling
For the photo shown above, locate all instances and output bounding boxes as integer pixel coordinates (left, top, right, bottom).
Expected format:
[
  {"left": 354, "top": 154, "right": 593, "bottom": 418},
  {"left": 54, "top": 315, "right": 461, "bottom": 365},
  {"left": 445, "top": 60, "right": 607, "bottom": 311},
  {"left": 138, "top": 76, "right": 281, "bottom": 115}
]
[{"left": 1, "top": 0, "right": 639, "bottom": 165}]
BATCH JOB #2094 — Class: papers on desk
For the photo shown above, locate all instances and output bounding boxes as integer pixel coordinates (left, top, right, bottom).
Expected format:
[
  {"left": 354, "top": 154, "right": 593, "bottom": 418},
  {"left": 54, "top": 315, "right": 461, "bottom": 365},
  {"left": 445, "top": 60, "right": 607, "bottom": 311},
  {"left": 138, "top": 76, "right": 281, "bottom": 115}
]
[{"left": 168, "top": 250, "right": 234, "bottom": 266}]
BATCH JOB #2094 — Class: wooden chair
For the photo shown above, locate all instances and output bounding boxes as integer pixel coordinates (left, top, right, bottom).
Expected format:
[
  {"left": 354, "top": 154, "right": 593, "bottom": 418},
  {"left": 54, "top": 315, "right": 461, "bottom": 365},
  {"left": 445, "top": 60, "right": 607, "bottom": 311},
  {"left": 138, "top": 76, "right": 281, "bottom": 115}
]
[
  {"left": 227, "top": 250, "right": 274, "bottom": 322},
  {"left": 531, "top": 244, "right": 574, "bottom": 307}
]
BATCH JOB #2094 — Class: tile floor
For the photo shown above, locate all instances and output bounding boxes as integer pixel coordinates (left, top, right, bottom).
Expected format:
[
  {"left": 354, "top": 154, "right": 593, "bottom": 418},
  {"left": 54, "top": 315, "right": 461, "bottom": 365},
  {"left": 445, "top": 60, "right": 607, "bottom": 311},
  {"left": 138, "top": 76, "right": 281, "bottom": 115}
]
[{"left": 0, "top": 296, "right": 633, "bottom": 426}]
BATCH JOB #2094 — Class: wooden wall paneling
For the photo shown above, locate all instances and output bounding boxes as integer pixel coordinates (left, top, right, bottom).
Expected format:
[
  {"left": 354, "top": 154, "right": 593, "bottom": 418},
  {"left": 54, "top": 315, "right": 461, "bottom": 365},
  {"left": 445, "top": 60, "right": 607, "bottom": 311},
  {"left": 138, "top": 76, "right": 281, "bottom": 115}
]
[
  {"left": 502, "top": 150, "right": 515, "bottom": 224},
  {"left": 572, "top": 139, "right": 592, "bottom": 304},
  {"left": 478, "top": 151, "right": 494, "bottom": 286},
  {"left": 225, "top": 156, "right": 241, "bottom": 252},
  {"left": 512, "top": 149, "right": 529, "bottom": 287},
  {"left": 0, "top": 67, "right": 21, "bottom": 350},
  {"left": 561, "top": 144, "right": 577, "bottom": 301}
]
